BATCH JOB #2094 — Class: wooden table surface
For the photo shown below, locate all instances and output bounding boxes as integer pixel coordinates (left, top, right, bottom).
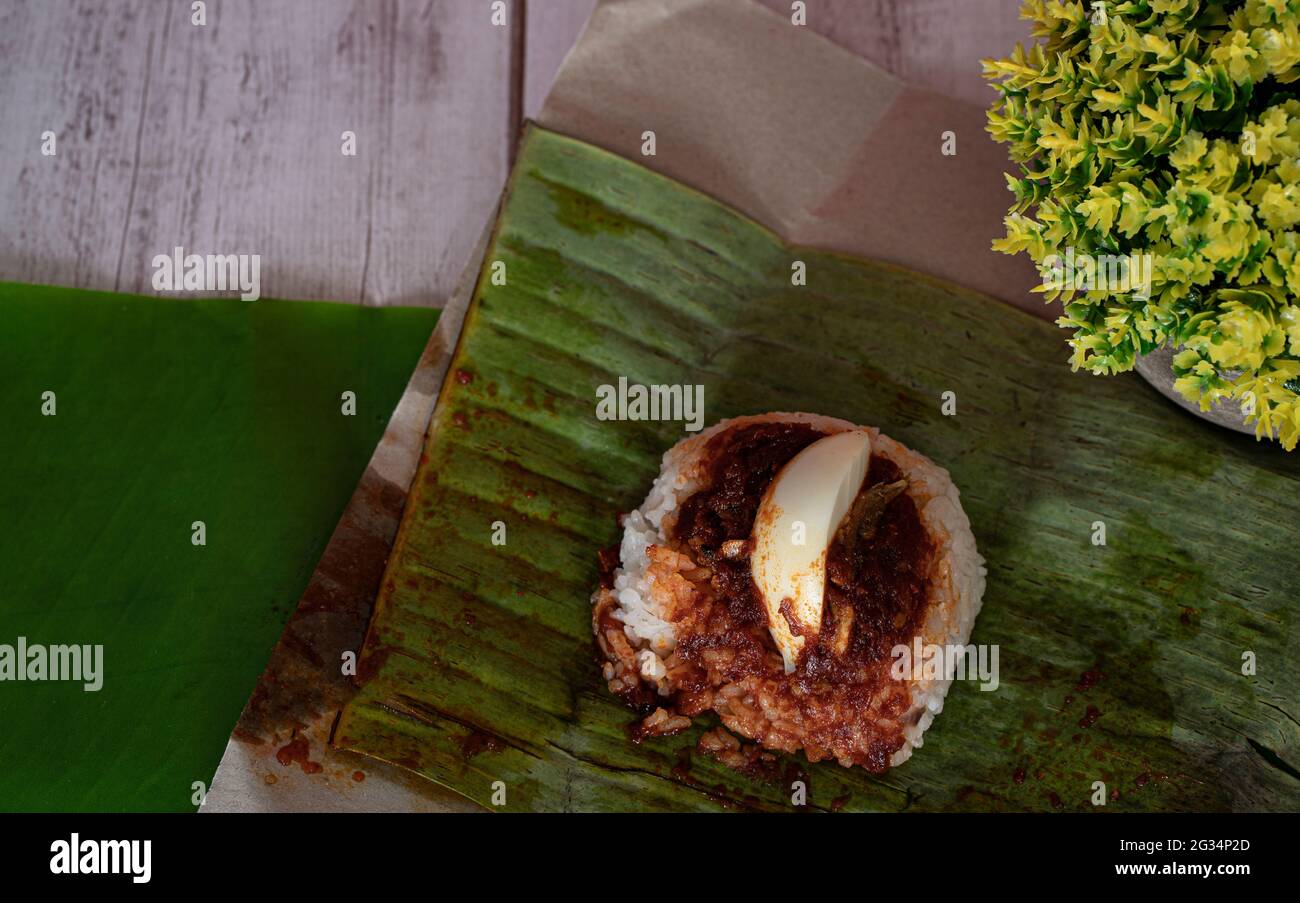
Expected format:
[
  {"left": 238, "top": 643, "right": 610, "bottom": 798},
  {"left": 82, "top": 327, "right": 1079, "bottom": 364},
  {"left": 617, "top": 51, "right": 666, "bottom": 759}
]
[{"left": 0, "top": 0, "right": 1030, "bottom": 307}]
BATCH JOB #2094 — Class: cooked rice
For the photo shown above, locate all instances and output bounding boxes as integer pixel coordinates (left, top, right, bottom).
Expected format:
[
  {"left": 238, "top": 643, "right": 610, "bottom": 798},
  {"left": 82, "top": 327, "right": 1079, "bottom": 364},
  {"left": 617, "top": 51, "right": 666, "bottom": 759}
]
[{"left": 592, "top": 412, "right": 986, "bottom": 769}]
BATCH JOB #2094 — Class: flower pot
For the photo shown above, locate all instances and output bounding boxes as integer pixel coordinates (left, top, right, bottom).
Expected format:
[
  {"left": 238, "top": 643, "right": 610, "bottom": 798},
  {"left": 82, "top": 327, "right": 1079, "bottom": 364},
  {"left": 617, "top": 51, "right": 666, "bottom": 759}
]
[{"left": 1134, "top": 345, "right": 1257, "bottom": 437}]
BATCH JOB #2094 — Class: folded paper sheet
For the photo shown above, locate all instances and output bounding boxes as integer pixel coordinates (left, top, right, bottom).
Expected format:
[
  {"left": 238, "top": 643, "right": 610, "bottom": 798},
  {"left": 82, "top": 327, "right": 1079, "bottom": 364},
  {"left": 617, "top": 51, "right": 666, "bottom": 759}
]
[{"left": 538, "top": 0, "right": 1041, "bottom": 315}]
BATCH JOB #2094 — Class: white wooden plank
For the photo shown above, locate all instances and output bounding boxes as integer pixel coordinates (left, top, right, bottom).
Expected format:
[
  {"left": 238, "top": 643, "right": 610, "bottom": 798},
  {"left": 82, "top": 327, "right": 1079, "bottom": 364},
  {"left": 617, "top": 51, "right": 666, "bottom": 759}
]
[
  {"left": 0, "top": 0, "right": 517, "bottom": 307},
  {"left": 522, "top": 0, "right": 598, "bottom": 119}
]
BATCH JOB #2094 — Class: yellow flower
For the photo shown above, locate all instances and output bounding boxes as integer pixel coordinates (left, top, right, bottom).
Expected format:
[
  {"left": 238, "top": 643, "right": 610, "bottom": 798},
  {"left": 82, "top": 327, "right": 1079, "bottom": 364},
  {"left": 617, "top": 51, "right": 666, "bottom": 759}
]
[
  {"left": 1282, "top": 305, "right": 1300, "bottom": 354},
  {"left": 1206, "top": 301, "right": 1284, "bottom": 371},
  {"left": 1169, "top": 132, "right": 1208, "bottom": 170},
  {"left": 1211, "top": 29, "right": 1263, "bottom": 83}
]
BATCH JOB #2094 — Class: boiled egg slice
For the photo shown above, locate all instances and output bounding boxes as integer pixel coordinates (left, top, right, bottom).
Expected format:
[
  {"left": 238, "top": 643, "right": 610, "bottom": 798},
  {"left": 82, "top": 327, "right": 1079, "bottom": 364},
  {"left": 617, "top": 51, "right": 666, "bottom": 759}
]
[{"left": 750, "top": 429, "right": 871, "bottom": 673}]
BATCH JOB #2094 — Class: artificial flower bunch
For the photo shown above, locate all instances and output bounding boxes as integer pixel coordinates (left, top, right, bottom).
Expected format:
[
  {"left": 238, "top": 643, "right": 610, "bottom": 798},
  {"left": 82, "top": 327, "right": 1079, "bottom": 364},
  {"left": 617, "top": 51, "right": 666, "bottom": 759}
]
[{"left": 986, "top": 0, "right": 1300, "bottom": 447}]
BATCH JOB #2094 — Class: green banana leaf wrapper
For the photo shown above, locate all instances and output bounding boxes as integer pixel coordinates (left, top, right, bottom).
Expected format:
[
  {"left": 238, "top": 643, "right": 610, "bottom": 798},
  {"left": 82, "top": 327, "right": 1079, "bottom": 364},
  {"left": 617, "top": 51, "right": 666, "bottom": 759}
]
[
  {"left": 0, "top": 285, "right": 437, "bottom": 811},
  {"left": 333, "top": 126, "right": 1300, "bottom": 812}
]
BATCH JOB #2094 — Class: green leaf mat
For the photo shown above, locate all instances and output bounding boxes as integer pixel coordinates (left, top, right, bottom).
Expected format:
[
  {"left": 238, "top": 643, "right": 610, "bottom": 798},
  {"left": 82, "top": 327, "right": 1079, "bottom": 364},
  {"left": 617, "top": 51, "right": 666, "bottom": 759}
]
[
  {"left": 0, "top": 284, "right": 437, "bottom": 811},
  {"left": 334, "top": 126, "right": 1300, "bottom": 812}
]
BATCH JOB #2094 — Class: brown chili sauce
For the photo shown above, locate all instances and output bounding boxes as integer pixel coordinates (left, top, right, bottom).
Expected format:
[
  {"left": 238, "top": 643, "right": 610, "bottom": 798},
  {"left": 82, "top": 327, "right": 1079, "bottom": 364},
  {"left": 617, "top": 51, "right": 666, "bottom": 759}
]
[{"left": 664, "top": 422, "right": 935, "bottom": 769}]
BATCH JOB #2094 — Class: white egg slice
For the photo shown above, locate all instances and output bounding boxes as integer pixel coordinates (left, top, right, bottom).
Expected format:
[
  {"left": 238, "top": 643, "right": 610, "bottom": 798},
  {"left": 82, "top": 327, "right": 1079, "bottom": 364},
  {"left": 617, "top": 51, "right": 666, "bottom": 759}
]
[{"left": 750, "top": 429, "right": 872, "bottom": 673}]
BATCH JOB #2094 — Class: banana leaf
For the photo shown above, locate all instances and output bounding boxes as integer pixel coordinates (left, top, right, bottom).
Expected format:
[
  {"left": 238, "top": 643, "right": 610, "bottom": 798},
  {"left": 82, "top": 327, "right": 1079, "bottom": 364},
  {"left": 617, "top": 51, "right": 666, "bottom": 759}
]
[
  {"left": 0, "top": 285, "right": 436, "bottom": 811},
  {"left": 333, "top": 126, "right": 1300, "bottom": 812}
]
